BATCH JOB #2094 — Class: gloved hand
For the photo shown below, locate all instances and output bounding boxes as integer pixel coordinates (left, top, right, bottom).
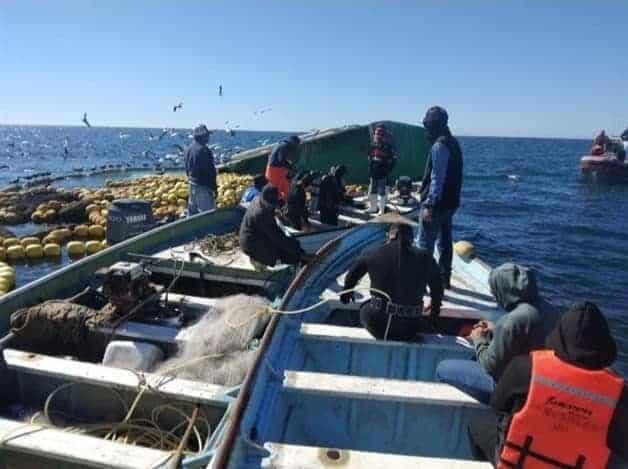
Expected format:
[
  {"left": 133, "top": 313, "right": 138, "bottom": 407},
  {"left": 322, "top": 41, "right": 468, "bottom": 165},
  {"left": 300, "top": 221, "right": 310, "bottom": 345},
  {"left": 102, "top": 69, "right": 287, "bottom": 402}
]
[{"left": 340, "top": 291, "right": 355, "bottom": 304}]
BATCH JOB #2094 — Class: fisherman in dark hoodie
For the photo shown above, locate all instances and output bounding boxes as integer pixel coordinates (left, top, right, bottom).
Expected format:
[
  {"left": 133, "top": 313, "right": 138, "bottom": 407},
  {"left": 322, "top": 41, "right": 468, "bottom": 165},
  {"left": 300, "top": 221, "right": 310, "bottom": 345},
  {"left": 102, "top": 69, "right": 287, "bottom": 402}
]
[
  {"left": 436, "top": 263, "right": 560, "bottom": 403},
  {"left": 239, "top": 185, "right": 311, "bottom": 268},
  {"left": 185, "top": 124, "right": 217, "bottom": 216},
  {"left": 468, "top": 302, "right": 628, "bottom": 468},
  {"left": 284, "top": 171, "right": 317, "bottom": 230}
]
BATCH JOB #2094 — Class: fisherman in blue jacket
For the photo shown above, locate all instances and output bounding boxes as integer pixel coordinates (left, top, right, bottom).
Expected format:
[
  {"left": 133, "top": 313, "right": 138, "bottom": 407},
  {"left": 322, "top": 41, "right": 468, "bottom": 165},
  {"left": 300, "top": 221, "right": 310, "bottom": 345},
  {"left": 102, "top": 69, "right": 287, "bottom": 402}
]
[
  {"left": 415, "top": 106, "right": 463, "bottom": 289},
  {"left": 185, "top": 124, "right": 217, "bottom": 216}
]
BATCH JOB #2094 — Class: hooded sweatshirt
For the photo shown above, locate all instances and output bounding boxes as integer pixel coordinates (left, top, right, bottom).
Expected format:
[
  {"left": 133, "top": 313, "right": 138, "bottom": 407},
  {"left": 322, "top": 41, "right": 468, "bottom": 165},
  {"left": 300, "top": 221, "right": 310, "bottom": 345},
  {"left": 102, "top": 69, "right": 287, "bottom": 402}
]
[
  {"left": 473, "top": 263, "right": 559, "bottom": 380},
  {"left": 469, "top": 302, "right": 628, "bottom": 465}
]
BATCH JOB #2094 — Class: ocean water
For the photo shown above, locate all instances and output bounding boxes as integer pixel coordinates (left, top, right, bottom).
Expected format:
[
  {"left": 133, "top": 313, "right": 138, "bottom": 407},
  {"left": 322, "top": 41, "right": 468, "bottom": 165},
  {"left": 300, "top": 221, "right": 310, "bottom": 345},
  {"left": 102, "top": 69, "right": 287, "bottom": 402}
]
[{"left": 0, "top": 126, "right": 626, "bottom": 375}]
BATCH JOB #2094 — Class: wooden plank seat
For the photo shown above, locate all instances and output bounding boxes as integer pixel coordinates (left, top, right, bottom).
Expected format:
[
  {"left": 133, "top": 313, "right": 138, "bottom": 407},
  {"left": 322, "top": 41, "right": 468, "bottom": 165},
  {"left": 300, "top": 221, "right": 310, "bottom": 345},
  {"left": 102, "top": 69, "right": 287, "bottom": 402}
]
[
  {"left": 3, "top": 349, "right": 229, "bottom": 406},
  {"left": 0, "top": 417, "right": 171, "bottom": 469},
  {"left": 293, "top": 324, "right": 474, "bottom": 381},
  {"left": 261, "top": 442, "right": 492, "bottom": 468},
  {"left": 274, "top": 371, "right": 490, "bottom": 459},
  {"left": 299, "top": 323, "right": 474, "bottom": 350},
  {"left": 283, "top": 371, "right": 487, "bottom": 409}
]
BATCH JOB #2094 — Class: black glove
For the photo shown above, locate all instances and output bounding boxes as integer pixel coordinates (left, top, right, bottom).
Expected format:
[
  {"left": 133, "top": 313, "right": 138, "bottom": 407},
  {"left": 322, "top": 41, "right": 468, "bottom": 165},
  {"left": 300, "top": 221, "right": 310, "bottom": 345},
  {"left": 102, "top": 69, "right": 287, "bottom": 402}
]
[{"left": 340, "top": 291, "right": 355, "bottom": 304}]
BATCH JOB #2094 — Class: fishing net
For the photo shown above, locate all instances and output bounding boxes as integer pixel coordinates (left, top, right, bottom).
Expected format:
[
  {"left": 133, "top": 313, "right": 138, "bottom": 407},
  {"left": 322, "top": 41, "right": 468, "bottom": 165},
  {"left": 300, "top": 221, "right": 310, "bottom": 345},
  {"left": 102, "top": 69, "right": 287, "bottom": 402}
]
[{"left": 155, "top": 294, "right": 270, "bottom": 386}]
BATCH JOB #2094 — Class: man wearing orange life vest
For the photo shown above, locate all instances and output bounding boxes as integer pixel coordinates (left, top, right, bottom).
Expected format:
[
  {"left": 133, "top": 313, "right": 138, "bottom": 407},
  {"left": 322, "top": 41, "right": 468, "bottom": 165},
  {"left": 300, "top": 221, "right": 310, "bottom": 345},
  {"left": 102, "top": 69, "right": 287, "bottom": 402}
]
[
  {"left": 468, "top": 302, "right": 628, "bottom": 468},
  {"left": 265, "top": 136, "right": 300, "bottom": 201}
]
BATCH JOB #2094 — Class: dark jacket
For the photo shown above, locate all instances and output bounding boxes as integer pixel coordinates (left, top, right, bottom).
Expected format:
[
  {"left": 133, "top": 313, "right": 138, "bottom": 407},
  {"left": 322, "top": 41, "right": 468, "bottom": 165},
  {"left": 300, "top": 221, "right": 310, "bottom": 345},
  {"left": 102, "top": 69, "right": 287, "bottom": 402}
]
[
  {"left": 470, "top": 303, "right": 628, "bottom": 466},
  {"left": 268, "top": 140, "right": 297, "bottom": 168},
  {"left": 239, "top": 196, "right": 302, "bottom": 266},
  {"left": 285, "top": 183, "right": 309, "bottom": 229},
  {"left": 185, "top": 141, "right": 217, "bottom": 189},
  {"left": 344, "top": 239, "right": 443, "bottom": 310},
  {"left": 318, "top": 173, "right": 343, "bottom": 214},
  {"left": 473, "top": 263, "right": 560, "bottom": 380},
  {"left": 419, "top": 133, "right": 463, "bottom": 211},
  {"left": 367, "top": 142, "right": 397, "bottom": 179}
]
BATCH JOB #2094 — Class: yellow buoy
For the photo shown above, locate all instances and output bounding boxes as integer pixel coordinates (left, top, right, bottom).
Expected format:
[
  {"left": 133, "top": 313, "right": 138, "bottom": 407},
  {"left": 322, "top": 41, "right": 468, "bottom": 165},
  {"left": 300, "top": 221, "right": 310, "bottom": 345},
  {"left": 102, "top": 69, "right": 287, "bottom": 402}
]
[
  {"left": 20, "top": 236, "right": 41, "bottom": 248},
  {"left": 0, "top": 279, "right": 10, "bottom": 292},
  {"left": 3, "top": 238, "right": 19, "bottom": 248},
  {"left": 0, "top": 247, "right": 5, "bottom": 261},
  {"left": 85, "top": 240, "right": 102, "bottom": 255},
  {"left": 51, "top": 228, "right": 72, "bottom": 240},
  {"left": 43, "top": 243, "right": 61, "bottom": 258},
  {"left": 100, "top": 240, "right": 108, "bottom": 250},
  {"left": 7, "top": 245, "right": 25, "bottom": 260},
  {"left": 88, "top": 225, "right": 105, "bottom": 239},
  {"left": 86, "top": 204, "right": 99, "bottom": 213},
  {"left": 25, "top": 244, "right": 44, "bottom": 259},
  {"left": 454, "top": 240, "right": 475, "bottom": 260},
  {"left": 66, "top": 241, "right": 85, "bottom": 258},
  {"left": 0, "top": 268, "right": 15, "bottom": 287},
  {"left": 73, "top": 224, "right": 89, "bottom": 237}
]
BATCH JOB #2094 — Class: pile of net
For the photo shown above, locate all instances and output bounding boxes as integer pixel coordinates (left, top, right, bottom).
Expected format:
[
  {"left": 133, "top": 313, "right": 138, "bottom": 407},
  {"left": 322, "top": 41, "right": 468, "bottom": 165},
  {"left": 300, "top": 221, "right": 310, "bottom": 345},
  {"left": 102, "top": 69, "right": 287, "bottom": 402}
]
[
  {"left": 156, "top": 294, "right": 271, "bottom": 386},
  {"left": 196, "top": 232, "right": 239, "bottom": 257}
]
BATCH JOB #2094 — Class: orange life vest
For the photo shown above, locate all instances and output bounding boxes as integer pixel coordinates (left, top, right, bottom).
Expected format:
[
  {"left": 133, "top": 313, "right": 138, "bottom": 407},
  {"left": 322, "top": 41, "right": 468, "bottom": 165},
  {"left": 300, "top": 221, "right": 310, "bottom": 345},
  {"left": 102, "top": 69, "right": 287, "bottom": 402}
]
[
  {"left": 498, "top": 350, "right": 624, "bottom": 469},
  {"left": 265, "top": 164, "right": 290, "bottom": 201}
]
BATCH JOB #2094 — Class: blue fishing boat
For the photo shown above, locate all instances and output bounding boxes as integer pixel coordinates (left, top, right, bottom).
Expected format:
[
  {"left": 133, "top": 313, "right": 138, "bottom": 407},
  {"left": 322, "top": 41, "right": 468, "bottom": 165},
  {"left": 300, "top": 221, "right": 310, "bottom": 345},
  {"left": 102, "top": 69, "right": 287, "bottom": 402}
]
[
  {"left": 0, "top": 206, "right": 348, "bottom": 468},
  {"left": 214, "top": 223, "right": 501, "bottom": 468}
]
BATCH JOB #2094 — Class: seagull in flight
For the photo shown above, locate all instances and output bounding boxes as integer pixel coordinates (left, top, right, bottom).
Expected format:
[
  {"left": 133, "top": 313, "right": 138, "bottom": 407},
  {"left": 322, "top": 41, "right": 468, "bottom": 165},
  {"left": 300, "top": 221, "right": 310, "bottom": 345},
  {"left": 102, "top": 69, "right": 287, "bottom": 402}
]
[
  {"left": 173, "top": 102, "right": 184, "bottom": 112},
  {"left": 253, "top": 107, "right": 272, "bottom": 116},
  {"left": 218, "top": 85, "right": 223, "bottom": 97},
  {"left": 82, "top": 113, "right": 91, "bottom": 128}
]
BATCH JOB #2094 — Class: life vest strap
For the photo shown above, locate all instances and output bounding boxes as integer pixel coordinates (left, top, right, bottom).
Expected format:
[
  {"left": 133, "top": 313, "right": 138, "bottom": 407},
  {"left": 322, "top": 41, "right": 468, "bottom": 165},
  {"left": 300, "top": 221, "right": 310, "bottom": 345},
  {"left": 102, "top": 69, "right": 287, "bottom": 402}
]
[{"left": 500, "top": 435, "right": 586, "bottom": 469}]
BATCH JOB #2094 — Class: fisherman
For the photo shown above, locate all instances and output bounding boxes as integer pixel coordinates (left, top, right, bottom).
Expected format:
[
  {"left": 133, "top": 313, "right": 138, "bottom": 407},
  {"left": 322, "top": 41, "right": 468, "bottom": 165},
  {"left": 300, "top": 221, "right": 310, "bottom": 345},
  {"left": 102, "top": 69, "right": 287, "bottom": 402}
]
[
  {"left": 591, "top": 129, "right": 610, "bottom": 155},
  {"left": 239, "top": 185, "right": 312, "bottom": 268},
  {"left": 435, "top": 263, "right": 559, "bottom": 404},
  {"left": 415, "top": 106, "right": 463, "bottom": 290},
  {"left": 284, "top": 171, "right": 317, "bottom": 230},
  {"left": 340, "top": 213, "right": 443, "bottom": 341},
  {"left": 468, "top": 302, "right": 628, "bottom": 467},
  {"left": 240, "top": 174, "right": 267, "bottom": 204},
  {"left": 318, "top": 165, "right": 350, "bottom": 226},
  {"left": 366, "top": 124, "right": 397, "bottom": 215},
  {"left": 184, "top": 124, "right": 217, "bottom": 216},
  {"left": 265, "top": 136, "right": 300, "bottom": 201}
]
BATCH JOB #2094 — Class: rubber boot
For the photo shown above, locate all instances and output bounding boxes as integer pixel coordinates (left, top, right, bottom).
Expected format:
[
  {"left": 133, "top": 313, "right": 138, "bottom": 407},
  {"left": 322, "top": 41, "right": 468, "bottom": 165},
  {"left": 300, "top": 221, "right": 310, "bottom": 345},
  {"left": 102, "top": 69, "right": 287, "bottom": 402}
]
[
  {"left": 366, "top": 194, "right": 378, "bottom": 214},
  {"left": 378, "top": 195, "right": 387, "bottom": 215}
]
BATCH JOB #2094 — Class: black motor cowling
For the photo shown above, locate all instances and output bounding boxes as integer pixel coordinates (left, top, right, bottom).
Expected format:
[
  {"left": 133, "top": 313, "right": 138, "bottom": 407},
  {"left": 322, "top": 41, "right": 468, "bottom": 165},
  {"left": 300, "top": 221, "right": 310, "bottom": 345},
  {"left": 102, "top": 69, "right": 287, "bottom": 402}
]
[{"left": 106, "top": 199, "right": 155, "bottom": 244}]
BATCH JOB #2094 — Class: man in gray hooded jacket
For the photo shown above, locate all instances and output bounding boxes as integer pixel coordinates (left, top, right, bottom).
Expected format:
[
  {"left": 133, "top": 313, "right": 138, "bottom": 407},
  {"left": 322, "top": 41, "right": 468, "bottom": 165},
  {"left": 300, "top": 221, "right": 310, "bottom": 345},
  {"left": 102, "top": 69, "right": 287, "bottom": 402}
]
[{"left": 435, "top": 263, "right": 560, "bottom": 404}]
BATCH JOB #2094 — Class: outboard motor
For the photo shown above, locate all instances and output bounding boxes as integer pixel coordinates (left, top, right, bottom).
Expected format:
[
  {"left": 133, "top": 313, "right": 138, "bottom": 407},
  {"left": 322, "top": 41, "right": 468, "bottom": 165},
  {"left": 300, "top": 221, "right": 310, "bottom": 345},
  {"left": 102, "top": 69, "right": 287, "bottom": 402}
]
[
  {"left": 106, "top": 199, "right": 155, "bottom": 245},
  {"left": 395, "top": 176, "right": 414, "bottom": 205}
]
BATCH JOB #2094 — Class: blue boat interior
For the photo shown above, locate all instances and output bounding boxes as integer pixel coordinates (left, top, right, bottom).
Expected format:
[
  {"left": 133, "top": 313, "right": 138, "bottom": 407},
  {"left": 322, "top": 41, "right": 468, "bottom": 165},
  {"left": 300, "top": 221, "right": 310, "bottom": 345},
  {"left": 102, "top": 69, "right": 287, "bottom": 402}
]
[{"left": 225, "top": 223, "right": 501, "bottom": 468}]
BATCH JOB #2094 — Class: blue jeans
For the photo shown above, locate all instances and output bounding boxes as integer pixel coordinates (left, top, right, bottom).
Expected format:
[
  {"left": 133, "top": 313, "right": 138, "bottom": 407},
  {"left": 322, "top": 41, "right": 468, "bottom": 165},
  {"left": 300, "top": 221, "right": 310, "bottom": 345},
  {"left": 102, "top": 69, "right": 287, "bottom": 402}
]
[
  {"left": 435, "top": 359, "right": 495, "bottom": 404},
  {"left": 187, "top": 183, "right": 215, "bottom": 216},
  {"left": 415, "top": 206, "right": 455, "bottom": 280}
]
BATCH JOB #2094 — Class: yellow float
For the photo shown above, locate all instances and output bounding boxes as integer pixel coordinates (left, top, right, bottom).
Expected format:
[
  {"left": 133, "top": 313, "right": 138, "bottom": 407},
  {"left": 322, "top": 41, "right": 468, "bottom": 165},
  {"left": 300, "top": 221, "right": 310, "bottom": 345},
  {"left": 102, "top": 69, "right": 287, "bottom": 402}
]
[
  {"left": 20, "top": 236, "right": 41, "bottom": 248},
  {"left": 66, "top": 241, "right": 85, "bottom": 258},
  {"left": 0, "top": 247, "right": 5, "bottom": 261},
  {"left": 73, "top": 224, "right": 89, "bottom": 237},
  {"left": 51, "top": 228, "right": 72, "bottom": 240},
  {"left": 43, "top": 243, "right": 62, "bottom": 258},
  {"left": 7, "top": 245, "right": 25, "bottom": 260},
  {"left": 25, "top": 244, "right": 44, "bottom": 259},
  {"left": 88, "top": 225, "right": 105, "bottom": 239},
  {"left": 0, "top": 267, "right": 15, "bottom": 287},
  {"left": 85, "top": 240, "right": 102, "bottom": 255},
  {"left": 3, "top": 238, "right": 19, "bottom": 248}
]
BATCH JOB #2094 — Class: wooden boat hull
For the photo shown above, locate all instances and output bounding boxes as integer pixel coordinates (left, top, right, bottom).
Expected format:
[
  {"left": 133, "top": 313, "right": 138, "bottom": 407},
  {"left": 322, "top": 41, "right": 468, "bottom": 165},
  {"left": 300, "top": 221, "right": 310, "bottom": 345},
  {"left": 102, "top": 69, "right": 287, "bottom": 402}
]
[
  {"left": 224, "top": 121, "right": 430, "bottom": 184},
  {"left": 214, "top": 224, "right": 500, "bottom": 468}
]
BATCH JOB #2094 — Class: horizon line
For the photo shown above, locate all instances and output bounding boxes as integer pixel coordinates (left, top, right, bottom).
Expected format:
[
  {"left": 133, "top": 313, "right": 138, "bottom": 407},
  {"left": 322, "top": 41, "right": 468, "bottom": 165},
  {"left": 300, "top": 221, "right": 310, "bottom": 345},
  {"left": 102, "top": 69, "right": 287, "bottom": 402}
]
[{"left": 0, "top": 121, "right": 593, "bottom": 141}]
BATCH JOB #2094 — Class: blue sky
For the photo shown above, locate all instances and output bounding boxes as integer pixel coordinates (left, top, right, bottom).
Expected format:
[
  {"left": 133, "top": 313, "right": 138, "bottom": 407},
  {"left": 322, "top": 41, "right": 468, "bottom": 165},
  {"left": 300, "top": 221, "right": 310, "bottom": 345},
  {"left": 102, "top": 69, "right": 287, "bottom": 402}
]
[{"left": 1, "top": 1, "right": 627, "bottom": 138}]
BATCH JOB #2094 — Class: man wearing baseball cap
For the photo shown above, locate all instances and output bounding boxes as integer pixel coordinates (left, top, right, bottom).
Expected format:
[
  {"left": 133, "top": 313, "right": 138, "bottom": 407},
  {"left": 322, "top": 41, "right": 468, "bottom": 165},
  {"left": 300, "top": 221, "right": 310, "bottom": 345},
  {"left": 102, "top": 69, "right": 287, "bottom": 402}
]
[{"left": 185, "top": 124, "right": 217, "bottom": 216}]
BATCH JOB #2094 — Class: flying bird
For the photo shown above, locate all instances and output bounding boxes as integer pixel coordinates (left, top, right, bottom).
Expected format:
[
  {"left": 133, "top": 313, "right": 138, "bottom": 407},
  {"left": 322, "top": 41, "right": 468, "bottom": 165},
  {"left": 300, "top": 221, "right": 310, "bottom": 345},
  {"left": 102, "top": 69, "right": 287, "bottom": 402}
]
[
  {"left": 173, "top": 102, "right": 183, "bottom": 112},
  {"left": 253, "top": 107, "right": 272, "bottom": 116},
  {"left": 82, "top": 113, "right": 91, "bottom": 128},
  {"left": 218, "top": 85, "right": 223, "bottom": 97}
]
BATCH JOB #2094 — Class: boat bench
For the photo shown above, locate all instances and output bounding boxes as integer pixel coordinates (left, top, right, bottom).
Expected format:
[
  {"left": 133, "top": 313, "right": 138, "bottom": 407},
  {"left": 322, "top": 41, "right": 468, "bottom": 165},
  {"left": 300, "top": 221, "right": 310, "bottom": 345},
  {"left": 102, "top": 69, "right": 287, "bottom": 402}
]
[
  {"left": 273, "top": 370, "right": 490, "bottom": 459},
  {"left": 293, "top": 323, "right": 474, "bottom": 381},
  {"left": 0, "top": 417, "right": 172, "bottom": 469},
  {"left": 3, "top": 348, "right": 229, "bottom": 406},
  {"left": 262, "top": 442, "right": 492, "bottom": 468}
]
